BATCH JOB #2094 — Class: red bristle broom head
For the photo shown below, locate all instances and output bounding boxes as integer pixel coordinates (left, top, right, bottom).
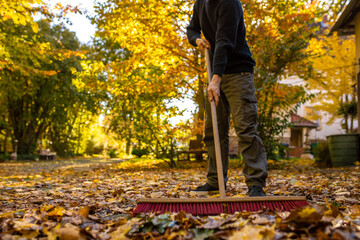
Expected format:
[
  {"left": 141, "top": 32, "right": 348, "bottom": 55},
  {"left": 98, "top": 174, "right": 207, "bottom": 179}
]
[{"left": 133, "top": 198, "right": 309, "bottom": 216}]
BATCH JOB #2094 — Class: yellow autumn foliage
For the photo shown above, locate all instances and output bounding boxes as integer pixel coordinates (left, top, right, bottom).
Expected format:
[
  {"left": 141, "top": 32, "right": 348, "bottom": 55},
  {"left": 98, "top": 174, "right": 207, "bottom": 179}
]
[{"left": 306, "top": 33, "right": 356, "bottom": 125}]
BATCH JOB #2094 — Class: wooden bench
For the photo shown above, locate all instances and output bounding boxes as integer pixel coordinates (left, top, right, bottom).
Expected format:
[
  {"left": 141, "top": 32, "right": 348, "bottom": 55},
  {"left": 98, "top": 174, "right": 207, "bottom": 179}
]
[
  {"left": 178, "top": 139, "right": 207, "bottom": 161},
  {"left": 39, "top": 149, "right": 57, "bottom": 160}
]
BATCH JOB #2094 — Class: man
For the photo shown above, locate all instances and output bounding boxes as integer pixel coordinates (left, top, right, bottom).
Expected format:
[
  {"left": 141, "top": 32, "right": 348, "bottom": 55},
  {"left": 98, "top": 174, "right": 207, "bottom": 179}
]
[{"left": 187, "top": 0, "right": 268, "bottom": 196}]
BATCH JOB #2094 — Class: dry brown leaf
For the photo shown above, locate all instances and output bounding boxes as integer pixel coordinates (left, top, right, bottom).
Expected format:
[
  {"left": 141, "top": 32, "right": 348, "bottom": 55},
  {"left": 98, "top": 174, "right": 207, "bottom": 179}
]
[
  {"left": 78, "top": 206, "right": 90, "bottom": 218},
  {"left": 350, "top": 204, "right": 360, "bottom": 217},
  {"left": 56, "top": 227, "right": 86, "bottom": 240},
  {"left": 109, "top": 219, "right": 138, "bottom": 240},
  {"left": 228, "top": 224, "right": 275, "bottom": 240}
]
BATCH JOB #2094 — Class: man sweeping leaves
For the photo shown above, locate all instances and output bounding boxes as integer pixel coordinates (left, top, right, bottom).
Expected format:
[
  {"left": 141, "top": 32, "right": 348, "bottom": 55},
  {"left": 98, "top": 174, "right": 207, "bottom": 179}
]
[{"left": 187, "top": 0, "right": 268, "bottom": 197}]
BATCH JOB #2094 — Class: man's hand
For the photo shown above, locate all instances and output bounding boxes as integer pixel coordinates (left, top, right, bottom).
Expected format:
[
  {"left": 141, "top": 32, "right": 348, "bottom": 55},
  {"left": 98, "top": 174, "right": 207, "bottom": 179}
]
[
  {"left": 196, "top": 38, "right": 210, "bottom": 52},
  {"left": 207, "top": 74, "right": 222, "bottom": 106}
]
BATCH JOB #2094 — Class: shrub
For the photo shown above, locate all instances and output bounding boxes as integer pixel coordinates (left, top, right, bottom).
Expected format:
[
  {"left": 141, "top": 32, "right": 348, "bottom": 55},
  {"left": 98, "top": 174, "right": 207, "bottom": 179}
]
[
  {"left": 108, "top": 149, "right": 118, "bottom": 158},
  {"left": 131, "top": 148, "right": 148, "bottom": 158},
  {"left": 0, "top": 153, "right": 10, "bottom": 161},
  {"left": 313, "top": 141, "right": 332, "bottom": 168},
  {"left": 18, "top": 154, "right": 38, "bottom": 161}
]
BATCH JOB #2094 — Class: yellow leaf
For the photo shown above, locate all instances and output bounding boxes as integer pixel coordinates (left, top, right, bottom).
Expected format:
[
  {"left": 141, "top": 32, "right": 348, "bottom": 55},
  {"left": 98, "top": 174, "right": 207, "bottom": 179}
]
[
  {"left": 48, "top": 206, "right": 65, "bottom": 217},
  {"left": 41, "top": 204, "right": 54, "bottom": 213},
  {"left": 31, "top": 22, "right": 39, "bottom": 33},
  {"left": 350, "top": 204, "right": 360, "bottom": 217},
  {"left": 110, "top": 219, "right": 139, "bottom": 240},
  {"left": 324, "top": 196, "right": 333, "bottom": 216},
  {"left": 298, "top": 207, "right": 317, "bottom": 219},
  {"left": 210, "top": 194, "right": 220, "bottom": 198},
  {"left": 43, "top": 227, "right": 58, "bottom": 240}
]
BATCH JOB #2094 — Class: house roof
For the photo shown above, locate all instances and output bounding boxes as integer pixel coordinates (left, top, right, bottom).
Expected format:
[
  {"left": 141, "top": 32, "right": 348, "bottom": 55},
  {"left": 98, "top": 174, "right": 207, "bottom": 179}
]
[
  {"left": 330, "top": 0, "right": 360, "bottom": 35},
  {"left": 291, "top": 113, "right": 318, "bottom": 128}
]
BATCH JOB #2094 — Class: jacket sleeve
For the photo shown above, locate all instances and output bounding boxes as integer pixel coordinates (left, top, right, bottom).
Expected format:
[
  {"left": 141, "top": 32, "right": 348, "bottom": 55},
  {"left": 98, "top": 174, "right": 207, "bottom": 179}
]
[
  {"left": 187, "top": 0, "right": 201, "bottom": 47},
  {"left": 213, "top": 0, "right": 241, "bottom": 77}
]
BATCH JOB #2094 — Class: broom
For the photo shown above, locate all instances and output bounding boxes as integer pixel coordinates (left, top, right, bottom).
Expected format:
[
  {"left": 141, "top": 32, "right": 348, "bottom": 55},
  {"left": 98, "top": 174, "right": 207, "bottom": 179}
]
[{"left": 134, "top": 48, "right": 309, "bottom": 215}]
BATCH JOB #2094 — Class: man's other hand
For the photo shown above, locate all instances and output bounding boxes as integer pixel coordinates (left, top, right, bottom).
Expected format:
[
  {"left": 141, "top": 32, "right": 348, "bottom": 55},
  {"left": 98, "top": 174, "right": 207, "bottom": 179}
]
[
  {"left": 196, "top": 38, "right": 210, "bottom": 52},
  {"left": 207, "top": 74, "right": 221, "bottom": 106}
]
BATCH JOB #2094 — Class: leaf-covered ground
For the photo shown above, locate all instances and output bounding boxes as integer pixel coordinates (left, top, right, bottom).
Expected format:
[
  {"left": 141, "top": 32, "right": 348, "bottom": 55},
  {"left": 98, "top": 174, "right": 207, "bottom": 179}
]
[{"left": 0, "top": 157, "right": 359, "bottom": 239}]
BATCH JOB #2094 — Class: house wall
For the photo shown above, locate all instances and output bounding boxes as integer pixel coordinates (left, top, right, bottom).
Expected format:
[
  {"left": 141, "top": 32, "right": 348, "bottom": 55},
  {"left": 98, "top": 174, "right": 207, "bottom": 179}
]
[
  {"left": 229, "top": 72, "right": 358, "bottom": 158},
  {"left": 296, "top": 104, "right": 346, "bottom": 141}
]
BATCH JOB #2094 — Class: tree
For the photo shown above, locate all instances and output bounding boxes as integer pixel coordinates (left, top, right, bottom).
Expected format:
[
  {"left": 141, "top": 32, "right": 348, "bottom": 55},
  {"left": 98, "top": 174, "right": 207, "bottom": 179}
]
[
  {"left": 239, "top": 0, "right": 318, "bottom": 158},
  {"left": 0, "top": 19, "right": 95, "bottom": 157},
  {"left": 93, "top": 0, "right": 347, "bottom": 159},
  {"left": 0, "top": 0, "right": 79, "bottom": 72},
  {"left": 92, "top": 0, "right": 207, "bottom": 150},
  {"left": 90, "top": 1, "right": 195, "bottom": 158},
  {"left": 306, "top": 33, "right": 356, "bottom": 133},
  {"left": 0, "top": 0, "right": 45, "bottom": 154},
  {"left": 0, "top": 0, "right": 42, "bottom": 70},
  {"left": 318, "top": 0, "right": 351, "bottom": 22},
  {"left": 0, "top": 0, "right": 93, "bottom": 158}
]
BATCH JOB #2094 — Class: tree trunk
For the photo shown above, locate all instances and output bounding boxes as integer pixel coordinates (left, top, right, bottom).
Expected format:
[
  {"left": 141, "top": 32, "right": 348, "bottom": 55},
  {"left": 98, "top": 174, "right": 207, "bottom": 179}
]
[
  {"left": 194, "top": 50, "right": 206, "bottom": 143},
  {"left": 126, "top": 139, "right": 131, "bottom": 155},
  {"left": 77, "top": 115, "right": 82, "bottom": 155},
  {"left": 3, "top": 130, "right": 8, "bottom": 153},
  {"left": 156, "top": 111, "right": 160, "bottom": 158},
  {"left": 125, "top": 110, "right": 132, "bottom": 155},
  {"left": 169, "top": 138, "right": 175, "bottom": 168},
  {"left": 344, "top": 96, "right": 349, "bottom": 133}
]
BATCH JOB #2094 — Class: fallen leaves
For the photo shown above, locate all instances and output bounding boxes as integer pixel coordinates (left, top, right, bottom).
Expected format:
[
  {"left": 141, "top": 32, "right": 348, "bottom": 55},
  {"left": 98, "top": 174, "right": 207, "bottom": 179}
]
[
  {"left": 0, "top": 158, "right": 359, "bottom": 239},
  {"left": 285, "top": 205, "right": 324, "bottom": 225},
  {"left": 56, "top": 226, "right": 86, "bottom": 240},
  {"left": 228, "top": 224, "right": 275, "bottom": 240}
]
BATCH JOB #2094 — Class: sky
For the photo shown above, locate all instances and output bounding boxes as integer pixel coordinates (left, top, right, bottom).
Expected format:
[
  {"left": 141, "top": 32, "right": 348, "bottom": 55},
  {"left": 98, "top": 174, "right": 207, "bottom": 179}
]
[{"left": 53, "top": 0, "right": 102, "bottom": 44}]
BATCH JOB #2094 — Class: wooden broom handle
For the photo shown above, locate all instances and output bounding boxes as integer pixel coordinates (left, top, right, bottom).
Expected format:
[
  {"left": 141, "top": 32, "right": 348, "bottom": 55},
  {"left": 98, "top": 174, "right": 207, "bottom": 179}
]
[{"left": 205, "top": 48, "right": 226, "bottom": 198}]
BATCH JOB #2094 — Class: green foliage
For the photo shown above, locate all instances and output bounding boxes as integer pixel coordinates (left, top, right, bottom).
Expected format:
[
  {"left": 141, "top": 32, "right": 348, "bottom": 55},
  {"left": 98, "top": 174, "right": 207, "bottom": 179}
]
[
  {"left": 108, "top": 149, "right": 118, "bottom": 158},
  {"left": 313, "top": 141, "right": 332, "bottom": 168},
  {"left": 277, "top": 144, "right": 290, "bottom": 159},
  {"left": 0, "top": 19, "right": 99, "bottom": 156},
  {"left": 257, "top": 84, "right": 314, "bottom": 159},
  {"left": 17, "top": 153, "right": 38, "bottom": 161},
  {"left": 242, "top": 0, "right": 319, "bottom": 159},
  {"left": 131, "top": 148, "right": 149, "bottom": 158},
  {"left": 85, "top": 139, "right": 96, "bottom": 156},
  {"left": 338, "top": 101, "right": 357, "bottom": 118},
  {"left": 0, "top": 153, "right": 9, "bottom": 161},
  {"left": 338, "top": 101, "right": 357, "bottom": 132}
]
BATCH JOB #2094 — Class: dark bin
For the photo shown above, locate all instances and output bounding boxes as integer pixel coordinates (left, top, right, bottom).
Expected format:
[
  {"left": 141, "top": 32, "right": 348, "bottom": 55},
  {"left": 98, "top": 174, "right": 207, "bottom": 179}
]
[{"left": 327, "top": 134, "right": 360, "bottom": 167}]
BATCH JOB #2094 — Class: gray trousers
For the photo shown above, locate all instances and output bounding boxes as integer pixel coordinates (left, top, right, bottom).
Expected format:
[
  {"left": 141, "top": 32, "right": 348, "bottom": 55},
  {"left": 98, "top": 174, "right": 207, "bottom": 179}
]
[{"left": 204, "top": 72, "right": 268, "bottom": 188}]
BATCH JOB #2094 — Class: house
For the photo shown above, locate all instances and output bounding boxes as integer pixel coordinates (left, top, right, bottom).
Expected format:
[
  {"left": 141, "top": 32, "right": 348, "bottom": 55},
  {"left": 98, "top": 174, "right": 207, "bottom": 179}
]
[
  {"left": 281, "top": 7, "right": 360, "bottom": 158},
  {"left": 229, "top": 72, "right": 350, "bottom": 159},
  {"left": 330, "top": 0, "right": 360, "bottom": 134},
  {"left": 279, "top": 75, "right": 346, "bottom": 158}
]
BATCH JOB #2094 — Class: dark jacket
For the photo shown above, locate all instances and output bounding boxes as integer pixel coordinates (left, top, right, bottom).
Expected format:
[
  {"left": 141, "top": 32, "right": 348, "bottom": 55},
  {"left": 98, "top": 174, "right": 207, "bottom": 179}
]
[{"left": 187, "top": 0, "right": 255, "bottom": 77}]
